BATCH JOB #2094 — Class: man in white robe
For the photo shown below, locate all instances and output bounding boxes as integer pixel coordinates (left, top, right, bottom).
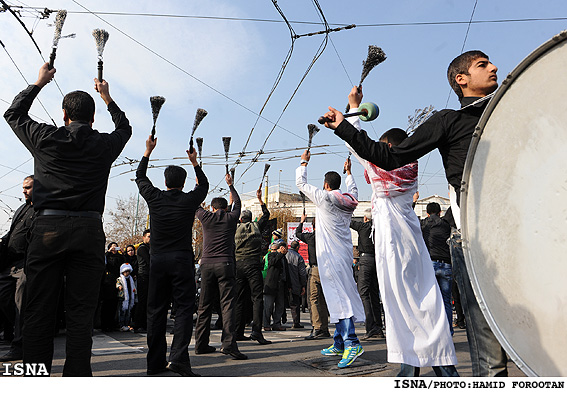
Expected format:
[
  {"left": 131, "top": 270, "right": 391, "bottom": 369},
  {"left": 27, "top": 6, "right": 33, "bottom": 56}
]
[
  {"left": 337, "top": 87, "right": 458, "bottom": 377},
  {"left": 296, "top": 151, "right": 365, "bottom": 368}
]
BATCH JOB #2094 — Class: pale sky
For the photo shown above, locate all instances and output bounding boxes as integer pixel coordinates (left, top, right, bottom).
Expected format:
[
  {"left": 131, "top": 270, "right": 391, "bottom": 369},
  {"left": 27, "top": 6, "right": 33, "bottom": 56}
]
[{"left": 1, "top": 0, "right": 566, "bottom": 233}]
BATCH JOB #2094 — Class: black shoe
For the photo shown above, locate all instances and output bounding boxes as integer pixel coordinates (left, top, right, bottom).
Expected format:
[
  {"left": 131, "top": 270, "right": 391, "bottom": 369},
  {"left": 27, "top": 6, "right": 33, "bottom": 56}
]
[
  {"left": 305, "top": 329, "right": 330, "bottom": 340},
  {"left": 271, "top": 325, "right": 286, "bottom": 331},
  {"left": 146, "top": 364, "right": 168, "bottom": 376},
  {"left": 194, "top": 345, "right": 216, "bottom": 355},
  {"left": 235, "top": 334, "right": 251, "bottom": 341},
  {"left": 0, "top": 350, "right": 23, "bottom": 362},
  {"left": 362, "top": 328, "right": 385, "bottom": 340},
  {"left": 249, "top": 332, "right": 272, "bottom": 345},
  {"left": 220, "top": 347, "right": 248, "bottom": 360},
  {"left": 292, "top": 323, "right": 304, "bottom": 329},
  {"left": 166, "top": 362, "right": 200, "bottom": 377},
  {"left": 457, "top": 322, "right": 466, "bottom": 329},
  {"left": 134, "top": 328, "right": 147, "bottom": 334}
]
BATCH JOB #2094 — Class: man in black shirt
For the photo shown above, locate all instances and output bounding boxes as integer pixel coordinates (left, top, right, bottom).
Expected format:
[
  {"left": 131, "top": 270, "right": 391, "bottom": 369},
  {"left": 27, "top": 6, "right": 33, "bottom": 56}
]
[
  {"left": 136, "top": 135, "right": 208, "bottom": 377},
  {"left": 4, "top": 63, "right": 131, "bottom": 376},
  {"left": 350, "top": 209, "right": 384, "bottom": 340},
  {"left": 421, "top": 202, "right": 454, "bottom": 334},
  {"left": 324, "top": 51, "right": 507, "bottom": 376},
  {"left": 296, "top": 214, "right": 330, "bottom": 340},
  {"left": 133, "top": 229, "right": 150, "bottom": 333},
  {"left": 234, "top": 189, "right": 272, "bottom": 345},
  {"left": 0, "top": 175, "right": 35, "bottom": 362},
  {"left": 194, "top": 175, "right": 247, "bottom": 360}
]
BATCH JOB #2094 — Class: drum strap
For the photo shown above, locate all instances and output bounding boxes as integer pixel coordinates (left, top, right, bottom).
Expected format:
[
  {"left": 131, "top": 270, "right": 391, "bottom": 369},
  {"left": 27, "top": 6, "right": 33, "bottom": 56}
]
[
  {"left": 458, "top": 92, "right": 494, "bottom": 111},
  {"left": 449, "top": 186, "right": 461, "bottom": 230}
]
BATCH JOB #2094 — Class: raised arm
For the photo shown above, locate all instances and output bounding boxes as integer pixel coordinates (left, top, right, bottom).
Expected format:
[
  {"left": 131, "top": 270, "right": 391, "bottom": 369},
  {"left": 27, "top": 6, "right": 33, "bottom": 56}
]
[
  {"left": 187, "top": 147, "right": 209, "bottom": 205},
  {"left": 256, "top": 189, "right": 271, "bottom": 231},
  {"left": 296, "top": 150, "right": 326, "bottom": 206},
  {"left": 135, "top": 135, "right": 159, "bottom": 202}
]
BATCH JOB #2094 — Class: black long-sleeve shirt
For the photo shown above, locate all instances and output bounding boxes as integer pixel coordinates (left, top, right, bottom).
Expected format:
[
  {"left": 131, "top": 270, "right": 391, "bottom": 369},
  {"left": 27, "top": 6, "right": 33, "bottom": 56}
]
[
  {"left": 295, "top": 222, "right": 317, "bottom": 267},
  {"left": 136, "top": 156, "right": 209, "bottom": 255},
  {"left": 350, "top": 219, "right": 374, "bottom": 254},
  {"left": 420, "top": 214, "right": 452, "bottom": 262},
  {"left": 196, "top": 185, "right": 240, "bottom": 263},
  {"left": 334, "top": 96, "right": 489, "bottom": 204},
  {"left": 4, "top": 85, "right": 132, "bottom": 213}
]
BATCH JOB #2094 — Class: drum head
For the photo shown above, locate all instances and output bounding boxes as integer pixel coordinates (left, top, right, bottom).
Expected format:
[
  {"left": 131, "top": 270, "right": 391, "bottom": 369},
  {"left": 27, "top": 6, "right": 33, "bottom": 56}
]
[{"left": 461, "top": 31, "right": 567, "bottom": 377}]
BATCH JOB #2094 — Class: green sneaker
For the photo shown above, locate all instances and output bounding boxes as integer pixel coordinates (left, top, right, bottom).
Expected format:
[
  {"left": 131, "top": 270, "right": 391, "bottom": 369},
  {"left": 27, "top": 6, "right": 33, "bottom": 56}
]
[
  {"left": 321, "top": 345, "right": 344, "bottom": 356},
  {"left": 337, "top": 344, "right": 364, "bottom": 368}
]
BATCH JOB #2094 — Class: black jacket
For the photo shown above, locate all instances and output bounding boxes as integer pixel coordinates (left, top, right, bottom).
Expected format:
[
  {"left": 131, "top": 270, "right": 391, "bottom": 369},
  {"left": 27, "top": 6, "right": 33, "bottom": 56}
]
[
  {"left": 0, "top": 202, "right": 34, "bottom": 270},
  {"left": 421, "top": 214, "right": 451, "bottom": 262},
  {"left": 136, "top": 242, "right": 150, "bottom": 278},
  {"left": 350, "top": 219, "right": 374, "bottom": 254},
  {"left": 264, "top": 251, "right": 287, "bottom": 296},
  {"left": 295, "top": 222, "right": 317, "bottom": 267}
]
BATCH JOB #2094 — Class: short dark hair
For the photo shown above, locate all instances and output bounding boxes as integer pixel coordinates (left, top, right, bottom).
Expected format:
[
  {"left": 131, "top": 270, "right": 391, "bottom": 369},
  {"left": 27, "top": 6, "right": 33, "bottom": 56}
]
[
  {"left": 62, "top": 91, "right": 95, "bottom": 122},
  {"left": 290, "top": 240, "right": 300, "bottom": 250},
  {"left": 324, "top": 171, "right": 341, "bottom": 190},
  {"left": 211, "top": 197, "right": 228, "bottom": 210},
  {"left": 164, "top": 165, "right": 186, "bottom": 189},
  {"left": 142, "top": 229, "right": 150, "bottom": 236},
  {"left": 447, "top": 50, "right": 489, "bottom": 99},
  {"left": 426, "top": 202, "right": 442, "bottom": 215},
  {"left": 24, "top": 175, "right": 34, "bottom": 181},
  {"left": 379, "top": 128, "right": 408, "bottom": 147}
]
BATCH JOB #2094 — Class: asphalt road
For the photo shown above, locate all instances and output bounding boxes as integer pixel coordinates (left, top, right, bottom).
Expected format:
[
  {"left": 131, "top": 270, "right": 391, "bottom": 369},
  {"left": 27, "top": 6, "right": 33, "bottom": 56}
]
[{"left": 0, "top": 311, "right": 525, "bottom": 378}]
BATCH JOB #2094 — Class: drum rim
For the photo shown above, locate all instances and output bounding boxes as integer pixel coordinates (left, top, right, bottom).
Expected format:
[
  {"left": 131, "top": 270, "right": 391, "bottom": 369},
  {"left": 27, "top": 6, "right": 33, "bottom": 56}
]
[{"left": 460, "top": 30, "right": 567, "bottom": 377}]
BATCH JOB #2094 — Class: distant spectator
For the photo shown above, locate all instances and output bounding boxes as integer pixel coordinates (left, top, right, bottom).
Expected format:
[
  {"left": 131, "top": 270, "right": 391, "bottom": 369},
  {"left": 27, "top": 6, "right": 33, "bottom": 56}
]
[
  {"left": 287, "top": 241, "right": 307, "bottom": 329},
  {"left": 116, "top": 263, "right": 136, "bottom": 332}
]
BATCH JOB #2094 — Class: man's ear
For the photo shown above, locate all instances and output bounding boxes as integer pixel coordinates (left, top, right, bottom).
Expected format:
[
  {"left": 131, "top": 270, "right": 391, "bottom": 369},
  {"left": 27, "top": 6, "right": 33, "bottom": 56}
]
[
  {"left": 63, "top": 109, "right": 69, "bottom": 124},
  {"left": 455, "top": 73, "right": 468, "bottom": 90}
]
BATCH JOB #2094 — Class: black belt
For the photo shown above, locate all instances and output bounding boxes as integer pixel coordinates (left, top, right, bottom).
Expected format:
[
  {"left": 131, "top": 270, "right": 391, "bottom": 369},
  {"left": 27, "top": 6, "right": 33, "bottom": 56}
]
[
  {"left": 360, "top": 252, "right": 375, "bottom": 257},
  {"left": 432, "top": 259, "right": 451, "bottom": 265},
  {"left": 38, "top": 209, "right": 102, "bottom": 220}
]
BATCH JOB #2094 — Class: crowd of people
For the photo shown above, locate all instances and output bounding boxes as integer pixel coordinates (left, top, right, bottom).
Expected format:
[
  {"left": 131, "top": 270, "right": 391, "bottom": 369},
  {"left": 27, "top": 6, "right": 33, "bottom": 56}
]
[{"left": 0, "top": 47, "right": 510, "bottom": 377}]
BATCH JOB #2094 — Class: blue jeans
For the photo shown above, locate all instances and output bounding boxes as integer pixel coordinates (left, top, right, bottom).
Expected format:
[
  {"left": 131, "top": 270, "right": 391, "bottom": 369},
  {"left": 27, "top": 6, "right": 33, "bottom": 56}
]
[
  {"left": 432, "top": 260, "right": 454, "bottom": 335},
  {"left": 449, "top": 230, "right": 508, "bottom": 377},
  {"left": 333, "top": 317, "right": 360, "bottom": 350},
  {"left": 398, "top": 363, "right": 459, "bottom": 377}
]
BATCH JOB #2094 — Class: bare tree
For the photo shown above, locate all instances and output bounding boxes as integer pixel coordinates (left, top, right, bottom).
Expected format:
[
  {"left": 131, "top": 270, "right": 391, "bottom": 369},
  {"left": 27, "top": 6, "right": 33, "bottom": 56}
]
[
  {"left": 407, "top": 105, "right": 437, "bottom": 135},
  {"left": 269, "top": 206, "right": 296, "bottom": 242},
  {"left": 104, "top": 193, "right": 149, "bottom": 248}
]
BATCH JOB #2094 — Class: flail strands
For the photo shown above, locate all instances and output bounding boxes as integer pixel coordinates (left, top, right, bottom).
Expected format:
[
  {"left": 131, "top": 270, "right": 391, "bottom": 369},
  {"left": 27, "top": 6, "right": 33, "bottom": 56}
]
[
  {"left": 48, "top": 10, "right": 68, "bottom": 69},
  {"left": 92, "top": 29, "right": 110, "bottom": 81},
  {"left": 52, "top": 10, "right": 67, "bottom": 48},
  {"left": 222, "top": 137, "right": 231, "bottom": 174},
  {"left": 149, "top": 96, "right": 166, "bottom": 139},
  {"left": 359, "top": 45, "right": 387, "bottom": 86},
  {"left": 92, "top": 29, "right": 110, "bottom": 58},
  {"left": 259, "top": 163, "right": 270, "bottom": 189},
  {"left": 196, "top": 137, "right": 203, "bottom": 166},
  {"left": 189, "top": 108, "right": 207, "bottom": 153},
  {"left": 307, "top": 124, "right": 319, "bottom": 152}
]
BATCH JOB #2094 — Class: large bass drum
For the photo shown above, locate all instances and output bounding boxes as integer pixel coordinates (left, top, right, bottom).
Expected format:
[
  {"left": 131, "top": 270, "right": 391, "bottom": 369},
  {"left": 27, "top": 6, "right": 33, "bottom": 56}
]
[{"left": 461, "top": 31, "right": 567, "bottom": 377}]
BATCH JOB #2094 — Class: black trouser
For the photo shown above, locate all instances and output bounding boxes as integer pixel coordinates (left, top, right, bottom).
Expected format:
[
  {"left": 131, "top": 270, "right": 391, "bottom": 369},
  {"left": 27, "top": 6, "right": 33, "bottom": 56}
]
[
  {"left": 194, "top": 262, "right": 237, "bottom": 352},
  {"left": 23, "top": 215, "right": 105, "bottom": 376},
  {"left": 0, "top": 265, "right": 26, "bottom": 353},
  {"left": 234, "top": 260, "right": 264, "bottom": 336},
  {"left": 146, "top": 251, "right": 196, "bottom": 370},
  {"left": 133, "top": 275, "right": 149, "bottom": 329},
  {"left": 357, "top": 253, "right": 383, "bottom": 332}
]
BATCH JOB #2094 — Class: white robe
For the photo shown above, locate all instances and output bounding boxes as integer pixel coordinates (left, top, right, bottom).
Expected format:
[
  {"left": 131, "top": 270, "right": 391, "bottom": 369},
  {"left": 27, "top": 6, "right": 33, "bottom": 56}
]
[
  {"left": 296, "top": 165, "right": 365, "bottom": 323},
  {"left": 346, "top": 113, "right": 457, "bottom": 367}
]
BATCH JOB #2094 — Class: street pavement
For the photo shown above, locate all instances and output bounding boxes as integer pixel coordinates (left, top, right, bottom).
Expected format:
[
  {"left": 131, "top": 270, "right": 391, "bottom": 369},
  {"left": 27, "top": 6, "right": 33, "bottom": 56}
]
[{"left": 0, "top": 311, "right": 525, "bottom": 378}]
